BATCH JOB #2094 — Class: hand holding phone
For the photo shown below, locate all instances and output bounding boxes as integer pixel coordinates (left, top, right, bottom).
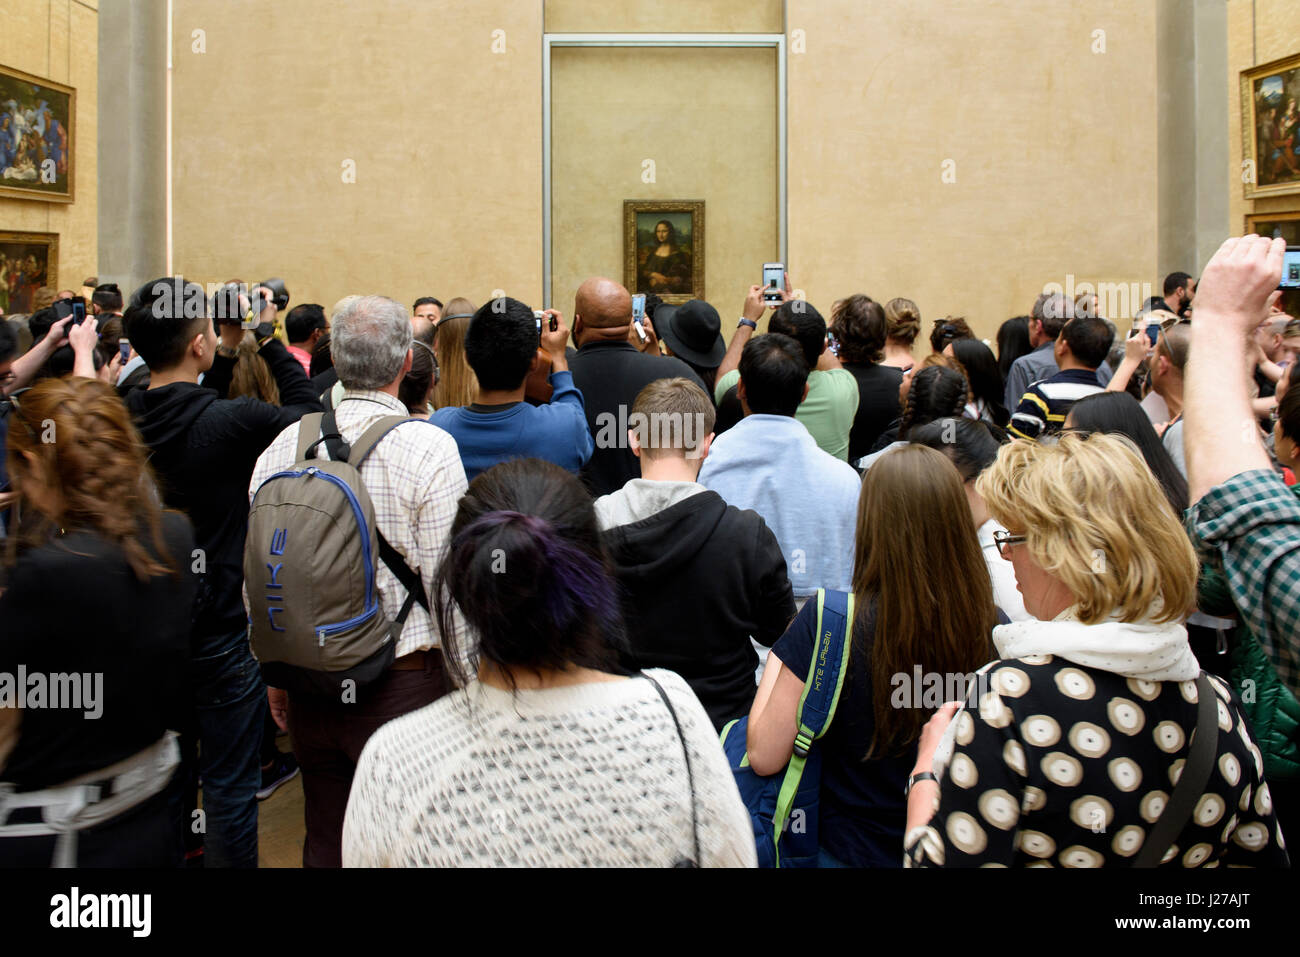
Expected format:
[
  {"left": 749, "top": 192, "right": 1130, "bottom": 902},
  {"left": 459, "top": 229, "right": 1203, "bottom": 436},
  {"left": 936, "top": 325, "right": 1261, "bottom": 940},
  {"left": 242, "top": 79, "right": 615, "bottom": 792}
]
[
  {"left": 631, "top": 294, "right": 648, "bottom": 342},
  {"left": 1281, "top": 247, "right": 1300, "bottom": 290},
  {"left": 761, "top": 263, "right": 785, "bottom": 304}
]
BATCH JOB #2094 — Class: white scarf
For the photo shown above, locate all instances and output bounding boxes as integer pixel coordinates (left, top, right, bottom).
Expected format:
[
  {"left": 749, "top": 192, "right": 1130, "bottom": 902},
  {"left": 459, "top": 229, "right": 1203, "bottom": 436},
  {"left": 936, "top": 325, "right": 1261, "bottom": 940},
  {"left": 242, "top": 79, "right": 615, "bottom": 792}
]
[
  {"left": 932, "top": 610, "right": 1199, "bottom": 778},
  {"left": 992, "top": 608, "right": 1200, "bottom": 682}
]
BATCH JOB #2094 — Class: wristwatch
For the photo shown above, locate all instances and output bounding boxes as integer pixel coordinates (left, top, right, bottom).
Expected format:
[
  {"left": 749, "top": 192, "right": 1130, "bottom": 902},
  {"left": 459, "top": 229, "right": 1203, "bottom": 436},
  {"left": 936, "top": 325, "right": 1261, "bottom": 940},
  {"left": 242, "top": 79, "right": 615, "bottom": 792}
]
[
  {"left": 738, "top": 318, "right": 757, "bottom": 331},
  {"left": 906, "top": 771, "right": 938, "bottom": 796}
]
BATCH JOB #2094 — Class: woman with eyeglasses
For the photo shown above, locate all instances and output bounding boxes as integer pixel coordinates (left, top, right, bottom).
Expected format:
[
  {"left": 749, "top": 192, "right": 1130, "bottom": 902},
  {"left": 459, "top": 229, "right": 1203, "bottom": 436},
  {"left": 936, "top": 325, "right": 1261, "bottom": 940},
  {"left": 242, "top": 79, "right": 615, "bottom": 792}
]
[
  {"left": 0, "top": 377, "right": 196, "bottom": 866},
  {"left": 904, "top": 432, "right": 1289, "bottom": 868}
]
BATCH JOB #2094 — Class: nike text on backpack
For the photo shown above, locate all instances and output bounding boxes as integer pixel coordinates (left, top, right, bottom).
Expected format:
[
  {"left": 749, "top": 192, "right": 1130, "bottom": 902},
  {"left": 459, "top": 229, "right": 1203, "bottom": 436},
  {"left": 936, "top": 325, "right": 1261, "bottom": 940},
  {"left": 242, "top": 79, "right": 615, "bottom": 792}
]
[
  {"left": 719, "top": 588, "right": 854, "bottom": 868},
  {"left": 245, "top": 410, "right": 430, "bottom": 697}
]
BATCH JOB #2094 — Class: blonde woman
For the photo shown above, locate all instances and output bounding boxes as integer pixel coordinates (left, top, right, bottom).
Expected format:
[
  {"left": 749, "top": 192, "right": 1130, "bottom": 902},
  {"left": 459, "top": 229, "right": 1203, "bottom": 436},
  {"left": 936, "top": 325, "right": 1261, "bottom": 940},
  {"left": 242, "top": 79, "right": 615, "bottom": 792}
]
[
  {"left": 904, "top": 433, "right": 1288, "bottom": 868},
  {"left": 882, "top": 298, "right": 921, "bottom": 371},
  {"left": 432, "top": 297, "right": 478, "bottom": 410}
]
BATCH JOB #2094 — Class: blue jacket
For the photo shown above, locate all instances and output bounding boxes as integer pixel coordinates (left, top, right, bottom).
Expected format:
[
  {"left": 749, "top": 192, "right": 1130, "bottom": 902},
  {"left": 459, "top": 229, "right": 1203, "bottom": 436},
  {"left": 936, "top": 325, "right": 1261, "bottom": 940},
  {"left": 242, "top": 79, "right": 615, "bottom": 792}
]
[
  {"left": 698, "top": 414, "right": 861, "bottom": 600},
  {"left": 430, "top": 370, "right": 594, "bottom": 482}
]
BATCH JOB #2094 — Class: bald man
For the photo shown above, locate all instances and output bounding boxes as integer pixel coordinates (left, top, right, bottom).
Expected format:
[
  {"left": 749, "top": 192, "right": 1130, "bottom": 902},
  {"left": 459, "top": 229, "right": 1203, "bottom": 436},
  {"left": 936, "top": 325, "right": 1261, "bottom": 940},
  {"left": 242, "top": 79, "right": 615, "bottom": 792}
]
[{"left": 568, "top": 277, "right": 706, "bottom": 495}]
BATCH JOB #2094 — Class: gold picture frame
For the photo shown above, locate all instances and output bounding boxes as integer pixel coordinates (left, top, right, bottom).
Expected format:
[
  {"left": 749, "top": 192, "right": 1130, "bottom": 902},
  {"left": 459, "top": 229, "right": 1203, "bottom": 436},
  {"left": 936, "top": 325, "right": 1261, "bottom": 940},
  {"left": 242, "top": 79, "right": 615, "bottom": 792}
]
[
  {"left": 624, "top": 200, "right": 704, "bottom": 305},
  {"left": 0, "top": 63, "right": 76, "bottom": 204},
  {"left": 1246, "top": 210, "right": 1300, "bottom": 245},
  {"left": 1242, "top": 52, "right": 1300, "bottom": 199},
  {"left": 0, "top": 230, "right": 59, "bottom": 314}
]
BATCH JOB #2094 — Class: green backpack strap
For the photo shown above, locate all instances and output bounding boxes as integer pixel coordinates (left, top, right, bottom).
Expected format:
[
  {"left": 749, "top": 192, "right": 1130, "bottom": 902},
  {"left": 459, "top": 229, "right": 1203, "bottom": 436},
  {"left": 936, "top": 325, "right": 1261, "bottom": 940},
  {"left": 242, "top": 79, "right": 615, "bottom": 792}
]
[{"left": 770, "top": 588, "right": 855, "bottom": 862}]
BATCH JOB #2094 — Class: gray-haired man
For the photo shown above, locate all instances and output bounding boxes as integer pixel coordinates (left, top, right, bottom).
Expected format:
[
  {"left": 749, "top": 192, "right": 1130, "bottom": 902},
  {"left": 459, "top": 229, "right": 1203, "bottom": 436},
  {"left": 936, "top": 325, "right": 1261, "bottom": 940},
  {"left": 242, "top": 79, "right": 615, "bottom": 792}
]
[{"left": 248, "top": 295, "right": 467, "bottom": 867}]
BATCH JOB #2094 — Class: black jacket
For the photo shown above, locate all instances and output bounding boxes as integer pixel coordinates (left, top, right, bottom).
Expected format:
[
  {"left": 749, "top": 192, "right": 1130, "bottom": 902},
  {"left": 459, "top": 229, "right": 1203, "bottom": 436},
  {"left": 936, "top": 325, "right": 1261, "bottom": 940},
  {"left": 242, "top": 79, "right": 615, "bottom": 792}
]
[
  {"left": 601, "top": 489, "right": 795, "bottom": 730},
  {"left": 0, "top": 512, "right": 196, "bottom": 789},
  {"left": 568, "top": 341, "right": 705, "bottom": 497},
  {"left": 125, "top": 339, "right": 322, "bottom": 641}
]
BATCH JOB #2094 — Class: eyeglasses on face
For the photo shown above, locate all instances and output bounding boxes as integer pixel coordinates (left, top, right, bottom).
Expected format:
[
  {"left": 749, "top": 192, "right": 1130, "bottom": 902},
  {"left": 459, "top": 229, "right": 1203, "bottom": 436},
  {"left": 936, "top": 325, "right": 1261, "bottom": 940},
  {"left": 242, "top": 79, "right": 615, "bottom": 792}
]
[{"left": 992, "top": 530, "right": 1028, "bottom": 553}]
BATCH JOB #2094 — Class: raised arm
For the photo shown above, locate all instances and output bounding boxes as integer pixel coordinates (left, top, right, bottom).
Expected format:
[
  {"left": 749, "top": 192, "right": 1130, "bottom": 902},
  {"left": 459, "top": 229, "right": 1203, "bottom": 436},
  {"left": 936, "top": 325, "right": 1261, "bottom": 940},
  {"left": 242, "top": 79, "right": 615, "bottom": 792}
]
[
  {"left": 1184, "top": 236, "right": 1283, "bottom": 503},
  {"left": 1105, "top": 329, "right": 1149, "bottom": 394}
]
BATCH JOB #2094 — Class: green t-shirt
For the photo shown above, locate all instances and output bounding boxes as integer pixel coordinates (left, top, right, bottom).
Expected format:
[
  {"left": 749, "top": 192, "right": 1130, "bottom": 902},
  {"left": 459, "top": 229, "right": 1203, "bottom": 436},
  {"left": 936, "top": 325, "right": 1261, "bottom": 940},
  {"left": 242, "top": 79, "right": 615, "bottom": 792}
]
[{"left": 714, "top": 366, "right": 859, "bottom": 461}]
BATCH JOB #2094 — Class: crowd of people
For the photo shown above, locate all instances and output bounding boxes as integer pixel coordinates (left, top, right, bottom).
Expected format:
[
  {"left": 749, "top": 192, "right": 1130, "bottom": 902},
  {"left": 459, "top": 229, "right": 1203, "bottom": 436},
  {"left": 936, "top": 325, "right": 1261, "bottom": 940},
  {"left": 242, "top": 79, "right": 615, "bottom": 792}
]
[{"left": 0, "top": 236, "right": 1295, "bottom": 869}]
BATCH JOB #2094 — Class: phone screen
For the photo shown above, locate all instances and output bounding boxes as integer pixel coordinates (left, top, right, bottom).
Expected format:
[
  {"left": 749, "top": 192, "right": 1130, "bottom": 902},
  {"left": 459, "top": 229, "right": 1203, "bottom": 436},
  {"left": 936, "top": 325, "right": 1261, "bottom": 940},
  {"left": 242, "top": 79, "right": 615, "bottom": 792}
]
[
  {"left": 631, "top": 294, "right": 646, "bottom": 322},
  {"left": 71, "top": 299, "right": 86, "bottom": 324},
  {"left": 119, "top": 339, "right": 131, "bottom": 364},
  {"left": 1282, "top": 247, "right": 1300, "bottom": 289},
  {"left": 762, "top": 263, "right": 784, "bottom": 302}
]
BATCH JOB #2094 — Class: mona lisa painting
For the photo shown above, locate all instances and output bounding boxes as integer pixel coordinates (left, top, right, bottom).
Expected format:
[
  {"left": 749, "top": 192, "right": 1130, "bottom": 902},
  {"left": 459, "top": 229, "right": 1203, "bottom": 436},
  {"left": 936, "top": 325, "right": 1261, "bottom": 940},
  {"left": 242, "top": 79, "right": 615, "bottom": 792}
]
[{"left": 624, "top": 200, "right": 704, "bottom": 304}]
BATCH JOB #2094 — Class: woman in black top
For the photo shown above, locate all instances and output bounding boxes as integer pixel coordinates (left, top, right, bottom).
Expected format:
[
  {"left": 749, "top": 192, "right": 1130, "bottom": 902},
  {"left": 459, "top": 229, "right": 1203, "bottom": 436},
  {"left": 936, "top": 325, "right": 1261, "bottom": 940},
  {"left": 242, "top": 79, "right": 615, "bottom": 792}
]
[
  {"left": 830, "top": 294, "right": 904, "bottom": 463},
  {"left": 747, "top": 444, "right": 996, "bottom": 866},
  {"left": 0, "top": 377, "right": 196, "bottom": 867}
]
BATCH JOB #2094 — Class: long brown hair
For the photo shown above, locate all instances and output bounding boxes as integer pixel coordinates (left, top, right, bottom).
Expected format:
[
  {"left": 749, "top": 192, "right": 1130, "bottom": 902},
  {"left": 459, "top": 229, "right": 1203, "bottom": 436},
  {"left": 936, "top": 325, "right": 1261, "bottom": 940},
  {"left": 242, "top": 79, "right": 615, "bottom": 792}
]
[
  {"left": 853, "top": 444, "right": 996, "bottom": 757},
  {"left": 5, "top": 377, "right": 177, "bottom": 581},
  {"left": 229, "top": 331, "right": 280, "bottom": 404},
  {"left": 432, "top": 296, "right": 478, "bottom": 410}
]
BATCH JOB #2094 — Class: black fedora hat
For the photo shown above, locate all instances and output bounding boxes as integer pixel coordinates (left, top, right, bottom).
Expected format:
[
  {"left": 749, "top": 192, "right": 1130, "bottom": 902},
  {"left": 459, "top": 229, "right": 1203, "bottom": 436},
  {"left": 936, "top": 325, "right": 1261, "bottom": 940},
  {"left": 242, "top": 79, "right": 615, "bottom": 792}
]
[{"left": 656, "top": 299, "right": 725, "bottom": 368}]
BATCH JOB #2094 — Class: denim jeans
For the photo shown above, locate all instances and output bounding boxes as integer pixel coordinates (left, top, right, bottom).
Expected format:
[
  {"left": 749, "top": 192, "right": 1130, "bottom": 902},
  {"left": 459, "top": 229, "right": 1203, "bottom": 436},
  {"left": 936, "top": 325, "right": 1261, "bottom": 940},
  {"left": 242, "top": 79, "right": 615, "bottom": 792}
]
[{"left": 169, "top": 628, "right": 264, "bottom": 868}]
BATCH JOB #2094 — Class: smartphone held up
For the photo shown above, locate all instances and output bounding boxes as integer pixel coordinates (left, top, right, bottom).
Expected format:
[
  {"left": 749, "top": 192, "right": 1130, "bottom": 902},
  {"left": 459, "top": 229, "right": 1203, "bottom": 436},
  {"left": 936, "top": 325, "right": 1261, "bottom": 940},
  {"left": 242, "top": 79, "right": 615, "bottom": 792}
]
[{"left": 762, "top": 263, "right": 784, "bottom": 304}]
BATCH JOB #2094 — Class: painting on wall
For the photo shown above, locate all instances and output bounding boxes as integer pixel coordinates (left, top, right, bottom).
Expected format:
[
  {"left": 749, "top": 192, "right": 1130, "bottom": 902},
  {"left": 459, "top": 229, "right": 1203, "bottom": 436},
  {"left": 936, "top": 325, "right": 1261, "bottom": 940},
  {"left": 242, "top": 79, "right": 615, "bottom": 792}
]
[
  {"left": 0, "top": 64, "right": 75, "bottom": 203},
  {"left": 0, "top": 231, "right": 58, "bottom": 314},
  {"left": 1246, "top": 210, "right": 1300, "bottom": 246},
  {"left": 624, "top": 200, "right": 704, "bottom": 304},
  {"left": 1242, "top": 52, "right": 1300, "bottom": 199}
]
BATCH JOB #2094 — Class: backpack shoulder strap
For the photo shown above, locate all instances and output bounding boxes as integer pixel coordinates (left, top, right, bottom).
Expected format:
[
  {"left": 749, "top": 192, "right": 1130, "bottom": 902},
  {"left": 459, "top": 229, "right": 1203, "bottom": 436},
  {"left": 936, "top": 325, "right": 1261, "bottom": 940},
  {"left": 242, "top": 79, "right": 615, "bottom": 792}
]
[
  {"left": 343, "top": 414, "right": 431, "bottom": 617},
  {"left": 295, "top": 413, "right": 326, "bottom": 462},
  {"left": 769, "top": 589, "right": 855, "bottom": 865},
  {"left": 792, "top": 588, "right": 855, "bottom": 757},
  {"left": 1133, "top": 673, "right": 1219, "bottom": 867},
  {"left": 347, "top": 415, "right": 416, "bottom": 468}
]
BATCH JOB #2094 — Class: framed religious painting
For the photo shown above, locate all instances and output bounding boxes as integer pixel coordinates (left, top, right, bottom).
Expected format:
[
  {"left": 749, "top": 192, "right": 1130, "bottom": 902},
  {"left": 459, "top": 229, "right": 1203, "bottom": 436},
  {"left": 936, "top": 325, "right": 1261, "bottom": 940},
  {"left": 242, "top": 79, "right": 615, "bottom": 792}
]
[
  {"left": 0, "top": 230, "right": 58, "bottom": 314},
  {"left": 0, "top": 63, "right": 75, "bottom": 203},
  {"left": 1242, "top": 52, "right": 1300, "bottom": 199},
  {"left": 624, "top": 200, "right": 704, "bottom": 304},
  {"left": 1246, "top": 210, "right": 1300, "bottom": 245}
]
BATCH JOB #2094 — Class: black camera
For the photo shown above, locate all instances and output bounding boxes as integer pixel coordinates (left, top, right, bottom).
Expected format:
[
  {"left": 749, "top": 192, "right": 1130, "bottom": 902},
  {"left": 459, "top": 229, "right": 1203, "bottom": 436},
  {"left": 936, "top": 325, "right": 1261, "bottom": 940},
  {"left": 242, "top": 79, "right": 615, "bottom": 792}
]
[{"left": 52, "top": 296, "right": 88, "bottom": 326}]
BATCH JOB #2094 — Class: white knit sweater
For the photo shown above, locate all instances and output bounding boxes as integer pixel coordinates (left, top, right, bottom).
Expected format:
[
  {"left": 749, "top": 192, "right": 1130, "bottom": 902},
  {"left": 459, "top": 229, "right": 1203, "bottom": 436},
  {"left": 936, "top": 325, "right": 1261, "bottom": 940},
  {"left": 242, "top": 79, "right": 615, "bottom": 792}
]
[{"left": 341, "top": 668, "right": 757, "bottom": 867}]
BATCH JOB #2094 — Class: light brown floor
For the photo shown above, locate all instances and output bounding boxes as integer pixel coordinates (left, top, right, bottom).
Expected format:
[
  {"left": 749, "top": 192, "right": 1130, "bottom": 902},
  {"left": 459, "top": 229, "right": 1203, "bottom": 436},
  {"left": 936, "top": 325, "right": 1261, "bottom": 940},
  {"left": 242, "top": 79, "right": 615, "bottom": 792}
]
[{"left": 257, "top": 768, "right": 307, "bottom": 868}]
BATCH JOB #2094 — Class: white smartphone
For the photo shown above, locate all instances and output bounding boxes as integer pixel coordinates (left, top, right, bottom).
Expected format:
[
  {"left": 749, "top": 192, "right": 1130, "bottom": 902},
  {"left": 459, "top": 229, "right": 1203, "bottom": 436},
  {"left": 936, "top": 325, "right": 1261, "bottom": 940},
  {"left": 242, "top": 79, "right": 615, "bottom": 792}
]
[
  {"left": 762, "top": 263, "right": 784, "bottom": 303},
  {"left": 631, "top": 293, "right": 648, "bottom": 341}
]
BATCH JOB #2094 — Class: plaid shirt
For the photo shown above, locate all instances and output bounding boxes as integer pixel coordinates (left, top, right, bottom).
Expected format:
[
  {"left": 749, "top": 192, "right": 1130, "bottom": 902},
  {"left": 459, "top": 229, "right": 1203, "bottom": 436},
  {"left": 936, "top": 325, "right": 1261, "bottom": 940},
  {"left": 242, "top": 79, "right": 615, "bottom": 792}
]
[
  {"left": 1188, "top": 468, "right": 1300, "bottom": 696},
  {"left": 248, "top": 390, "right": 468, "bottom": 658}
]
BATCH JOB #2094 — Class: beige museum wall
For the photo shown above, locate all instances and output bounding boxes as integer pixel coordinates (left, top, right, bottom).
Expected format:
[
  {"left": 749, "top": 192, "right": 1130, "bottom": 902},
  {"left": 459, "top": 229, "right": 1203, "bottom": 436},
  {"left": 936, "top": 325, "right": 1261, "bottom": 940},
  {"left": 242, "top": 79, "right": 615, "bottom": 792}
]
[
  {"left": 545, "top": 0, "right": 782, "bottom": 34},
  {"left": 550, "top": 46, "right": 777, "bottom": 319},
  {"left": 1228, "top": 0, "right": 1300, "bottom": 232},
  {"left": 0, "top": 0, "right": 98, "bottom": 295},
  {"left": 170, "top": 0, "right": 543, "bottom": 313},
  {"left": 166, "top": 0, "right": 1195, "bottom": 345},
  {"left": 786, "top": 0, "right": 1160, "bottom": 342}
]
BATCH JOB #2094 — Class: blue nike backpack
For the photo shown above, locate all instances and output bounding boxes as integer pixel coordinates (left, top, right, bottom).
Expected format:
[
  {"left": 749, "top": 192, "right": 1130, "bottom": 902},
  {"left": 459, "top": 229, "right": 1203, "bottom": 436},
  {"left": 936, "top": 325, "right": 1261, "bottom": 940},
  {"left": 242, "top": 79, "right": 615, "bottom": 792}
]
[{"left": 719, "top": 588, "right": 854, "bottom": 868}]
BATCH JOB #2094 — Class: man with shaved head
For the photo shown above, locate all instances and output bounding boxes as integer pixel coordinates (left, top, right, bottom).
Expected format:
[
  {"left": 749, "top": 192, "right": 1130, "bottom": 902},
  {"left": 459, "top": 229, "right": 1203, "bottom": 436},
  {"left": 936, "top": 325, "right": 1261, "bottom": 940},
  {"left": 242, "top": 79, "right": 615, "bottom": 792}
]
[{"left": 568, "top": 277, "right": 706, "bottom": 495}]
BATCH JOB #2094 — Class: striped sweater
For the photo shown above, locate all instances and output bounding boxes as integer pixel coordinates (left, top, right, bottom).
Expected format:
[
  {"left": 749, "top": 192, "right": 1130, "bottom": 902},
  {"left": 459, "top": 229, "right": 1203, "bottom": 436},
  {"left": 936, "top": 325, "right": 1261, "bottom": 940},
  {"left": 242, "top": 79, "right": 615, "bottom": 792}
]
[{"left": 1008, "top": 368, "right": 1103, "bottom": 440}]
